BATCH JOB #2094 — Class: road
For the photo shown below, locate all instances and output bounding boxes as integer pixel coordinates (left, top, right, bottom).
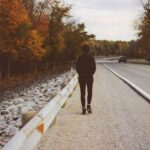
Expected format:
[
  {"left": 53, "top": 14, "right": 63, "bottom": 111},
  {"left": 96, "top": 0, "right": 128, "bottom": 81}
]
[
  {"left": 36, "top": 64, "right": 150, "bottom": 150},
  {"left": 104, "top": 63, "right": 150, "bottom": 95}
]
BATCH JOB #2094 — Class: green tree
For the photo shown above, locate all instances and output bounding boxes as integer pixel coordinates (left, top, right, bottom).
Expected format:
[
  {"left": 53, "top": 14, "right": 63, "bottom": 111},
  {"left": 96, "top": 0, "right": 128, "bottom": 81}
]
[
  {"left": 45, "top": 0, "right": 71, "bottom": 70},
  {"left": 64, "top": 22, "right": 92, "bottom": 61}
]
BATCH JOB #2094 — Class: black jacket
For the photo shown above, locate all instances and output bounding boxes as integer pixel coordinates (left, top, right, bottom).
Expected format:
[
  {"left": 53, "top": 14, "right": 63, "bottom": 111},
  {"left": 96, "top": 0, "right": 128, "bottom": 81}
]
[{"left": 76, "top": 53, "right": 96, "bottom": 79}]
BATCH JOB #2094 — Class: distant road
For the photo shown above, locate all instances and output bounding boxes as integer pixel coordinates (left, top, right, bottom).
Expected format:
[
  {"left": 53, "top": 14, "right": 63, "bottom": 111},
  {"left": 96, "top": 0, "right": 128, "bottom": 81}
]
[{"left": 104, "top": 63, "right": 150, "bottom": 95}]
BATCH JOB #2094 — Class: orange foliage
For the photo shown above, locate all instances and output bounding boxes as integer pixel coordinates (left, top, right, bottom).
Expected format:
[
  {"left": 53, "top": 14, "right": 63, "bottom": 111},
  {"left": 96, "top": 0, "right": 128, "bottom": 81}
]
[
  {"left": 0, "top": 0, "right": 46, "bottom": 62},
  {"left": 0, "top": 0, "right": 30, "bottom": 57},
  {"left": 17, "top": 30, "right": 46, "bottom": 62},
  {"left": 36, "top": 14, "right": 49, "bottom": 37},
  {"left": 26, "top": 30, "right": 46, "bottom": 61},
  {"left": 0, "top": 0, "right": 29, "bottom": 31}
]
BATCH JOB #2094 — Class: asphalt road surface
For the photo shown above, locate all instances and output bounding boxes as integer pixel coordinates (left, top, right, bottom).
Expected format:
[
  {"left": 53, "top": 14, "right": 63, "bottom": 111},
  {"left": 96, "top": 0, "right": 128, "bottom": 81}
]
[
  {"left": 104, "top": 63, "right": 150, "bottom": 95},
  {"left": 36, "top": 64, "right": 150, "bottom": 150}
]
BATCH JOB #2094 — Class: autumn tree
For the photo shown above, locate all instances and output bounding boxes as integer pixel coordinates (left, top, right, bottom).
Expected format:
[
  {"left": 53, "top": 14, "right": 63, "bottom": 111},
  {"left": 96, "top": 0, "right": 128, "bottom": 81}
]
[
  {"left": 137, "top": 0, "right": 150, "bottom": 60},
  {"left": 21, "top": 0, "right": 35, "bottom": 21},
  {"left": 45, "top": 1, "right": 71, "bottom": 70},
  {"left": 0, "top": 0, "right": 30, "bottom": 78},
  {"left": 0, "top": 0, "right": 95, "bottom": 79},
  {"left": 0, "top": 0, "right": 46, "bottom": 78},
  {"left": 64, "top": 22, "right": 94, "bottom": 61}
]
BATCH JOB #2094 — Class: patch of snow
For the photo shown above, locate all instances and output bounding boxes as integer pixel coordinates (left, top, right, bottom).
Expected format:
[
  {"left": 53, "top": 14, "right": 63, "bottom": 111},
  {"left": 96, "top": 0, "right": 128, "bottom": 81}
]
[{"left": 0, "top": 70, "right": 76, "bottom": 149}]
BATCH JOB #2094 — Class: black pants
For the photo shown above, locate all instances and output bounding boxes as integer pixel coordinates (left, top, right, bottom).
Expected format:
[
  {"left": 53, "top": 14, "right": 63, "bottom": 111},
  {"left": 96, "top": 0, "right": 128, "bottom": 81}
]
[{"left": 79, "top": 77, "right": 93, "bottom": 108}]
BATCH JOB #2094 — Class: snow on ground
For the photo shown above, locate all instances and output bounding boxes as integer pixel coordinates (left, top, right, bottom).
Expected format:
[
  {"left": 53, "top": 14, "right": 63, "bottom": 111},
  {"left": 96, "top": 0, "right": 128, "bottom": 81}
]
[{"left": 0, "top": 70, "right": 76, "bottom": 149}]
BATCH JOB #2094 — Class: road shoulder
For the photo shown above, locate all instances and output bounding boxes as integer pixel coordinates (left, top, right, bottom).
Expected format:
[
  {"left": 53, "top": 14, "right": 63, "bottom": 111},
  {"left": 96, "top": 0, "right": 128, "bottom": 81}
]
[{"left": 36, "top": 64, "right": 150, "bottom": 150}]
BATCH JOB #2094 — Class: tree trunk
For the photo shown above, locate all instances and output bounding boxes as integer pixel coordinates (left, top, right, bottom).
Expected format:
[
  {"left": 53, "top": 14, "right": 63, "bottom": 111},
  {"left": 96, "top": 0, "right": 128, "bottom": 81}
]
[{"left": 6, "top": 57, "right": 11, "bottom": 80}]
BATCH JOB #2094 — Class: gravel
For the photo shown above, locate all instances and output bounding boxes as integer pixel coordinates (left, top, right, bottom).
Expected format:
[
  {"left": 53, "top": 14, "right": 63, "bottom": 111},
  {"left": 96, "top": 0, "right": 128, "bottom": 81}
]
[{"left": 0, "top": 70, "right": 75, "bottom": 149}]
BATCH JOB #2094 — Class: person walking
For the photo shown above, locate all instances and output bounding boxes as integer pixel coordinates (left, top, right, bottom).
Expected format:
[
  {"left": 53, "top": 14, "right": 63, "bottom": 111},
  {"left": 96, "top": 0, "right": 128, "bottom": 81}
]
[{"left": 76, "top": 44, "right": 96, "bottom": 115}]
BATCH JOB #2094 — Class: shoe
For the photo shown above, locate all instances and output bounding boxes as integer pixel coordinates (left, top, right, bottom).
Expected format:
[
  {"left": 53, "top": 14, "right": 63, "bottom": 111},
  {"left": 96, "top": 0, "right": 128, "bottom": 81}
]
[
  {"left": 87, "top": 104, "right": 92, "bottom": 113},
  {"left": 82, "top": 108, "right": 86, "bottom": 115}
]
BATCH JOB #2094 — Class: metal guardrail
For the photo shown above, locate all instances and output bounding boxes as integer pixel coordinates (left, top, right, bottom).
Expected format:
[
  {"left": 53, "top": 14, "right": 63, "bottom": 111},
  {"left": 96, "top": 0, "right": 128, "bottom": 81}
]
[
  {"left": 103, "top": 64, "right": 150, "bottom": 102},
  {"left": 3, "top": 75, "right": 78, "bottom": 150}
]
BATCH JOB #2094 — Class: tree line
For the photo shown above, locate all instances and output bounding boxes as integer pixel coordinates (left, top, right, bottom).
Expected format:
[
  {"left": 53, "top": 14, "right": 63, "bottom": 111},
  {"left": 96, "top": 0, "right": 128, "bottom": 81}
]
[
  {"left": 89, "top": 0, "right": 150, "bottom": 60},
  {"left": 0, "top": 0, "right": 95, "bottom": 79},
  {"left": 0, "top": 0, "right": 149, "bottom": 80},
  {"left": 88, "top": 40, "right": 143, "bottom": 58}
]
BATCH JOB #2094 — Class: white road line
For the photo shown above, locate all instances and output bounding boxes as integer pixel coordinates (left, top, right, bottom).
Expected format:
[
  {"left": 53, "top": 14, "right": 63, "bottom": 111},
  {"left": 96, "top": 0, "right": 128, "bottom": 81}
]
[{"left": 103, "top": 64, "right": 150, "bottom": 103}]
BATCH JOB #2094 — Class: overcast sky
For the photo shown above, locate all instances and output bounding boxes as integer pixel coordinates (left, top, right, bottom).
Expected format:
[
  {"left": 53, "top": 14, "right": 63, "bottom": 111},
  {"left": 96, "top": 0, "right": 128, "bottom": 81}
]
[{"left": 64, "top": 0, "right": 142, "bottom": 41}]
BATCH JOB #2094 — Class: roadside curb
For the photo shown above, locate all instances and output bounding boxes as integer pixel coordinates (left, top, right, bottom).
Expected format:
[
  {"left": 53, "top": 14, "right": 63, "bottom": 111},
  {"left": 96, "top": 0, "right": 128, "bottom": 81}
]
[
  {"left": 3, "top": 74, "right": 78, "bottom": 150},
  {"left": 103, "top": 64, "right": 150, "bottom": 103}
]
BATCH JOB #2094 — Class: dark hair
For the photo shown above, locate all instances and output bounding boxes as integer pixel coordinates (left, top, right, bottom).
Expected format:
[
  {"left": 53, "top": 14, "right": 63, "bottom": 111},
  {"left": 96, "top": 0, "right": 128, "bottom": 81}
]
[{"left": 82, "top": 44, "right": 90, "bottom": 53}]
